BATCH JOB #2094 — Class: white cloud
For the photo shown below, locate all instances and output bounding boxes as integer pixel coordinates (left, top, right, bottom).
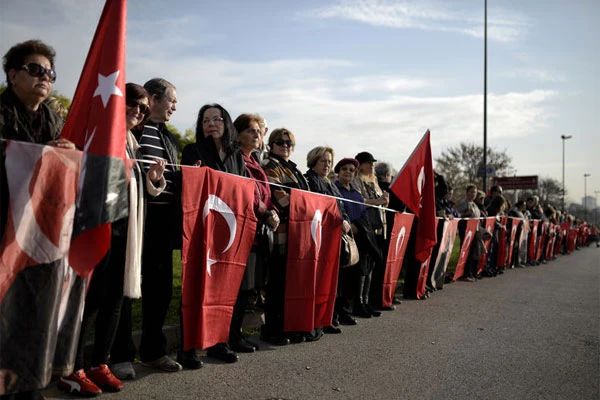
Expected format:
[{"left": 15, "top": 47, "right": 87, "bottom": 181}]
[
  {"left": 501, "top": 68, "right": 566, "bottom": 83},
  {"left": 303, "top": 0, "right": 529, "bottom": 43}
]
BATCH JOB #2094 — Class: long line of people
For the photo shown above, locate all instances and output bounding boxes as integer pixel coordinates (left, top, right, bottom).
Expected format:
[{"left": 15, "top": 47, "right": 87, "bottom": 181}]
[{"left": 1, "top": 40, "right": 598, "bottom": 399}]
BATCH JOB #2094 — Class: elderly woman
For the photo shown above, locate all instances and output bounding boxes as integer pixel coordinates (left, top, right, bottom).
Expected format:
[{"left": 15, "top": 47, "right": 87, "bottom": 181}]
[
  {"left": 335, "top": 157, "right": 383, "bottom": 320},
  {"left": 304, "top": 146, "right": 352, "bottom": 334},
  {"left": 59, "top": 83, "right": 166, "bottom": 396},
  {"left": 181, "top": 103, "right": 247, "bottom": 364},
  {"left": 232, "top": 113, "right": 280, "bottom": 349},
  {"left": 260, "top": 128, "right": 311, "bottom": 345},
  {"left": 0, "top": 39, "right": 75, "bottom": 397},
  {"left": 351, "top": 152, "right": 389, "bottom": 316}
]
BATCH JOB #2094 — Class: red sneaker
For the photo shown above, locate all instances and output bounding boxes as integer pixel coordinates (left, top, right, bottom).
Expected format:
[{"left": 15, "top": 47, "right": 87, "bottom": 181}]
[
  {"left": 87, "top": 364, "right": 124, "bottom": 392},
  {"left": 57, "top": 369, "right": 102, "bottom": 397}
]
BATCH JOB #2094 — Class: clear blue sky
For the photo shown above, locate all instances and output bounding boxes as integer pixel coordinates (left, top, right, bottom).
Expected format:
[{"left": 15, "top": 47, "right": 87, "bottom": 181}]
[{"left": 1, "top": 0, "right": 598, "bottom": 205}]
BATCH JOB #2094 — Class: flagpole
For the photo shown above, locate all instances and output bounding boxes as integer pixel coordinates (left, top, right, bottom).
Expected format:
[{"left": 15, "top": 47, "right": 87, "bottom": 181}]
[{"left": 483, "top": 0, "right": 488, "bottom": 193}]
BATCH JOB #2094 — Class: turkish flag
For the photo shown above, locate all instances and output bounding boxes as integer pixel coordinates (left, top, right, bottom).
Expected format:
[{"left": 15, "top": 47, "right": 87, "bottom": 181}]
[
  {"left": 528, "top": 220, "right": 539, "bottom": 261},
  {"left": 536, "top": 222, "right": 548, "bottom": 262},
  {"left": 415, "top": 218, "right": 438, "bottom": 299},
  {"left": 453, "top": 219, "right": 479, "bottom": 280},
  {"left": 382, "top": 213, "right": 414, "bottom": 307},
  {"left": 0, "top": 141, "right": 85, "bottom": 391},
  {"left": 505, "top": 217, "right": 520, "bottom": 267},
  {"left": 60, "top": 0, "right": 129, "bottom": 277},
  {"left": 429, "top": 218, "right": 458, "bottom": 290},
  {"left": 389, "top": 130, "right": 437, "bottom": 262},
  {"left": 285, "top": 189, "right": 342, "bottom": 333},
  {"left": 180, "top": 167, "right": 257, "bottom": 350},
  {"left": 495, "top": 216, "right": 509, "bottom": 267},
  {"left": 476, "top": 217, "right": 496, "bottom": 274}
]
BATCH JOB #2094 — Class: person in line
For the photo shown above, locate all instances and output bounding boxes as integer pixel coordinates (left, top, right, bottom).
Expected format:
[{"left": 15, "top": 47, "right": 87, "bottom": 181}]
[
  {"left": 180, "top": 103, "right": 247, "bottom": 363},
  {"left": 351, "top": 152, "right": 388, "bottom": 316},
  {"left": 304, "top": 146, "right": 352, "bottom": 334},
  {"left": 334, "top": 158, "right": 382, "bottom": 321},
  {"left": 0, "top": 39, "right": 75, "bottom": 399},
  {"left": 233, "top": 113, "right": 280, "bottom": 346},
  {"left": 111, "top": 78, "right": 184, "bottom": 373},
  {"left": 260, "top": 128, "right": 312, "bottom": 345},
  {"left": 59, "top": 83, "right": 166, "bottom": 395}
]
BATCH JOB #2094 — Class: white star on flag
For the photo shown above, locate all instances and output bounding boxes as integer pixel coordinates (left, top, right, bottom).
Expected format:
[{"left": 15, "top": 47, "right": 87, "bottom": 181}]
[{"left": 93, "top": 70, "right": 123, "bottom": 108}]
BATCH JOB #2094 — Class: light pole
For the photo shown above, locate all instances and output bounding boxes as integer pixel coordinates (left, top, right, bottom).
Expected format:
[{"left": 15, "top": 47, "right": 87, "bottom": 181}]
[
  {"left": 595, "top": 190, "right": 600, "bottom": 226},
  {"left": 561, "top": 134, "right": 572, "bottom": 211},
  {"left": 584, "top": 173, "right": 590, "bottom": 220}
]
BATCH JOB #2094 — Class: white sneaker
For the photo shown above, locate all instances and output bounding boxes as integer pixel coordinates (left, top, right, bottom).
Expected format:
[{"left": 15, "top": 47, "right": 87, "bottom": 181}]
[{"left": 111, "top": 362, "right": 136, "bottom": 380}]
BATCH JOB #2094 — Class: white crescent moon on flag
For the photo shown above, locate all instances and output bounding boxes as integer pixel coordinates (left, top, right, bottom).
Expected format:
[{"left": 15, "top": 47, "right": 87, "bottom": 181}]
[
  {"left": 311, "top": 210, "right": 323, "bottom": 254},
  {"left": 8, "top": 144, "right": 74, "bottom": 263},
  {"left": 395, "top": 226, "right": 407, "bottom": 257},
  {"left": 417, "top": 166, "right": 425, "bottom": 196},
  {"left": 203, "top": 194, "right": 237, "bottom": 276},
  {"left": 462, "top": 230, "right": 473, "bottom": 260}
]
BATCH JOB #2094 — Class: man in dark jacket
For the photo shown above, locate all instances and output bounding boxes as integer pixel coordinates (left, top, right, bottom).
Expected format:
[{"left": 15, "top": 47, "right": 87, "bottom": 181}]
[{"left": 111, "top": 78, "right": 186, "bottom": 374}]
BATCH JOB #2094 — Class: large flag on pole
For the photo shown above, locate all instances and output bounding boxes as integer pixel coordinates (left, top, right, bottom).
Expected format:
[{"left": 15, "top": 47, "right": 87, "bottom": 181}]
[
  {"left": 0, "top": 141, "right": 85, "bottom": 392},
  {"left": 181, "top": 167, "right": 257, "bottom": 350},
  {"left": 285, "top": 189, "right": 342, "bottom": 333},
  {"left": 389, "top": 130, "right": 437, "bottom": 262},
  {"left": 60, "top": 0, "right": 128, "bottom": 277}
]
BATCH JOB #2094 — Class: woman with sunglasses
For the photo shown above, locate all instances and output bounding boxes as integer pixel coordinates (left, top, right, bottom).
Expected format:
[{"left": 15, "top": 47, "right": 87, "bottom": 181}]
[
  {"left": 0, "top": 39, "right": 76, "bottom": 398},
  {"left": 58, "top": 83, "right": 166, "bottom": 396},
  {"left": 260, "top": 128, "right": 316, "bottom": 345}
]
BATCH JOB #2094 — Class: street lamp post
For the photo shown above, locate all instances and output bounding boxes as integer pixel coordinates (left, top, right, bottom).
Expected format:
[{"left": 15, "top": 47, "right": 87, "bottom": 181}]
[
  {"left": 561, "top": 134, "right": 572, "bottom": 211},
  {"left": 584, "top": 173, "right": 591, "bottom": 220},
  {"left": 595, "top": 190, "right": 600, "bottom": 226}
]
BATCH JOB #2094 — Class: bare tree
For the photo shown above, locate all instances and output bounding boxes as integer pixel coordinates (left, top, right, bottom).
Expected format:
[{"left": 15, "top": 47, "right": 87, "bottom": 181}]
[{"left": 434, "top": 142, "right": 515, "bottom": 197}]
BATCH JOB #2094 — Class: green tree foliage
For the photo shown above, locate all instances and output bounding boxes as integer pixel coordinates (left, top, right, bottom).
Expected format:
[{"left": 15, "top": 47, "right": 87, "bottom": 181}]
[
  {"left": 434, "top": 142, "right": 515, "bottom": 198},
  {"left": 166, "top": 123, "right": 195, "bottom": 163}
]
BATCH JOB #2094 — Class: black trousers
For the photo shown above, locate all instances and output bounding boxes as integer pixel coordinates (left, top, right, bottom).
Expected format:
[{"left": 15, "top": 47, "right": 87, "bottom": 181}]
[
  {"left": 74, "top": 231, "right": 126, "bottom": 370},
  {"left": 138, "top": 205, "right": 174, "bottom": 362},
  {"left": 263, "top": 248, "right": 286, "bottom": 337}
]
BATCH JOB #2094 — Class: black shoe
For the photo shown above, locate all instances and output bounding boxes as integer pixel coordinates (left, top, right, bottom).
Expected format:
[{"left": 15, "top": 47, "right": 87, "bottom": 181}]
[
  {"left": 323, "top": 325, "right": 342, "bottom": 334},
  {"left": 353, "top": 305, "right": 372, "bottom": 318},
  {"left": 392, "top": 296, "right": 403, "bottom": 305},
  {"left": 338, "top": 314, "right": 357, "bottom": 325},
  {"left": 243, "top": 337, "right": 260, "bottom": 351},
  {"left": 365, "top": 304, "right": 381, "bottom": 317},
  {"left": 230, "top": 339, "right": 256, "bottom": 353},
  {"left": 177, "top": 349, "right": 203, "bottom": 370},
  {"left": 285, "top": 333, "right": 306, "bottom": 343},
  {"left": 260, "top": 334, "right": 290, "bottom": 346},
  {"left": 380, "top": 305, "right": 396, "bottom": 311},
  {"left": 305, "top": 328, "right": 323, "bottom": 342},
  {"left": 206, "top": 343, "right": 239, "bottom": 363}
]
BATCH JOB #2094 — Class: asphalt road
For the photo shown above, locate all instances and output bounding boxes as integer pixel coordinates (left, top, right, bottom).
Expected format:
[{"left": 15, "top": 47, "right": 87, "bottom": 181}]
[{"left": 44, "top": 246, "right": 599, "bottom": 400}]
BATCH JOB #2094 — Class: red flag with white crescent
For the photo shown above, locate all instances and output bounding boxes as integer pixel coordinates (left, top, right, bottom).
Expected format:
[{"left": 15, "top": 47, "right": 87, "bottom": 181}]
[
  {"left": 505, "top": 217, "right": 520, "bottom": 266},
  {"left": 180, "top": 167, "right": 257, "bottom": 350},
  {"left": 382, "top": 213, "right": 414, "bottom": 307},
  {"left": 528, "top": 220, "right": 539, "bottom": 261},
  {"left": 453, "top": 219, "right": 479, "bottom": 280},
  {"left": 477, "top": 217, "right": 496, "bottom": 274},
  {"left": 285, "top": 189, "right": 341, "bottom": 333},
  {"left": 389, "top": 130, "right": 437, "bottom": 262},
  {"left": 60, "top": 0, "right": 129, "bottom": 277},
  {"left": 0, "top": 141, "right": 85, "bottom": 391}
]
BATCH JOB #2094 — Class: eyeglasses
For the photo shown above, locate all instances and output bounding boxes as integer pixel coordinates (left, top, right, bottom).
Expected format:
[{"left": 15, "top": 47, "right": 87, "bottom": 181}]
[
  {"left": 202, "top": 117, "right": 224, "bottom": 125},
  {"left": 126, "top": 100, "right": 150, "bottom": 115},
  {"left": 17, "top": 63, "right": 56, "bottom": 83},
  {"left": 273, "top": 139, "right": 294, "bottom": 147}
]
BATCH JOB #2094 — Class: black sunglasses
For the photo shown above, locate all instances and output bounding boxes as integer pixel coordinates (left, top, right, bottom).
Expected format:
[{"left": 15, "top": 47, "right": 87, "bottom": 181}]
[
  {"left": 273, "top": 138, "right": 294, "bottom": 147},
  {"left": 126, "top": 100, "right": 150, "bottom": 115},
  {"left": 17, "top": 63, "right": 56, "bottom": 83}
]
